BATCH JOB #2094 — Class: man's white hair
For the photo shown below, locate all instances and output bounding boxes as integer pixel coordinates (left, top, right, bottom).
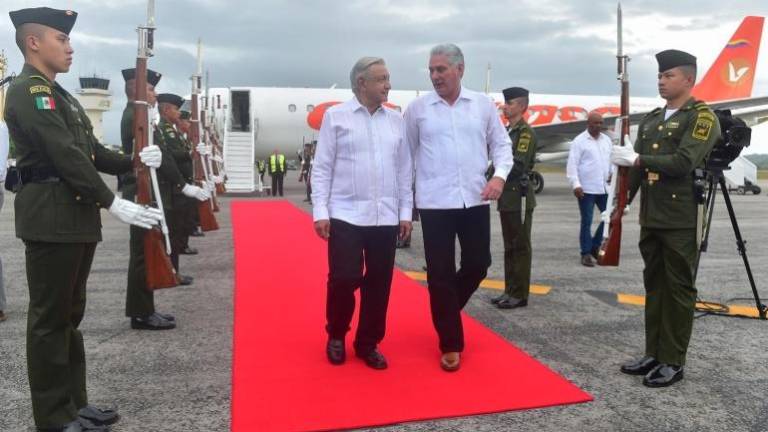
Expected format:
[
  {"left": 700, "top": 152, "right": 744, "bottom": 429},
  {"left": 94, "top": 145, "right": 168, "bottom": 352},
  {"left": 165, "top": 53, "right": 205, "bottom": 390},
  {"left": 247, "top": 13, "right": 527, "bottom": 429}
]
[
  {"left": 430, "top": 43, "right": 464, "bottom": 66},
  {"left": 350, "top": 57, "right": 386, "bottom": 95}
]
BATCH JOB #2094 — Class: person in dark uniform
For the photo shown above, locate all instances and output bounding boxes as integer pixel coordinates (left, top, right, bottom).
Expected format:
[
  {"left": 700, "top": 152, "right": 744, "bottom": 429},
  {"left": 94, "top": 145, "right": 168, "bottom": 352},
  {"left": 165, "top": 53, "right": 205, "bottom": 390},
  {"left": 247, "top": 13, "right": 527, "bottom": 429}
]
[
  {"left": 299, "top": 142, "right": 313, "bottom": 202},
  {"left": 6, "top": 8, "right": 165, "bottom": 430},
  {"left": 492, "top": 87, "right": 538, "bottom": 309},
  {"left": 120, "top": 68, "right": 189, "bottom": 331},
  {"left": 156, "top": 93, "right": 210, "bottom": 282},
  {"left": 612, "top": 49, "right": 720, "bottom": 387},
  {"left": 257, "top": 159, "right": 266, "bottom": 190},
  {"left": 176, "top": 108, "right": 200, "bottom": 254},
  {"left": 268, "top": 148, "right": 286, "bottom": 196}
]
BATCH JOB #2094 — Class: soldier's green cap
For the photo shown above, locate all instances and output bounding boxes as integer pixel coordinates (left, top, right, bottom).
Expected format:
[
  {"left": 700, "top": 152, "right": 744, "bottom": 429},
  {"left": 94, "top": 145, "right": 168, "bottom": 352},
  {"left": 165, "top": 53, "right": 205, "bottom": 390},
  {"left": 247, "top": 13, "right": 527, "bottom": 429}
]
[
  {"left": 122, "top": 68, "right": 162, "bottom": 86},
  {"left": 503, "top": 87, "right": 529, "bottom": 102},
  {"left": 179, "top": 110, "right": 191, "bottom": 120},
  {"left": 9, "top": 7, "right": 77, "bottom": 35},
  {"left": 157, "top": 93, "right": 184, "bottom": 108},
  {"left": 655, "top": 49, "right": 697, "bottom": 73}
]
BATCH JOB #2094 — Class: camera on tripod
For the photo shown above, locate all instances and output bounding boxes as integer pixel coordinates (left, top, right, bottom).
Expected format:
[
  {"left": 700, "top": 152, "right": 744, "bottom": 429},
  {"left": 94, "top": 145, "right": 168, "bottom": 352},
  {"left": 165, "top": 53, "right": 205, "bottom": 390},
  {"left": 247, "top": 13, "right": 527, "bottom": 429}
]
[{"left": 705, "top": 109, "right": 752, "bottom": 171}]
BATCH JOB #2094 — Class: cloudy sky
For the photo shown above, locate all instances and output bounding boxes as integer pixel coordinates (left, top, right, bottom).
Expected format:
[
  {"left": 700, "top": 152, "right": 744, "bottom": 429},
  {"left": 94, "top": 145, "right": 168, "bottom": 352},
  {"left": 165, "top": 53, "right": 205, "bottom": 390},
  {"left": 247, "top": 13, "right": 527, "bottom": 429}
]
[{"left": 2, "top": 0, "right": 768, "bottom": 151}]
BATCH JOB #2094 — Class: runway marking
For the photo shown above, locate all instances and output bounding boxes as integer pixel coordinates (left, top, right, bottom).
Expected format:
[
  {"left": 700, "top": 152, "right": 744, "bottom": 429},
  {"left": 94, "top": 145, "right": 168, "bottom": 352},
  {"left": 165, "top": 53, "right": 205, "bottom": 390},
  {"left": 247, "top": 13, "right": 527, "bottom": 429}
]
[
  {"left": 403, "top": 271, "right": 552, "bottom": 295},
  {"left": 615, "top": 292, "right": 764, "bottom": 318}
]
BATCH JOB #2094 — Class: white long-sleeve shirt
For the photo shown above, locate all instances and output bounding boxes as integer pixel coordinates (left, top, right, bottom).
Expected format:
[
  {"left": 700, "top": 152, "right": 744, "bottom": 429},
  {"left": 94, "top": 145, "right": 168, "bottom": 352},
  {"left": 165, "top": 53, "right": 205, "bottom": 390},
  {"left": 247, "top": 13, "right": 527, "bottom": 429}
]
[
  {"left": 311, "top": 97, "right": 413, "bottom": 226},
  {"left": 0, "top": 122, "right": 9, "bottom": 182},
  {"left": 405, "top": 87, "right": 513, "bottom": 209},
  {"left": 566, "top": 130, "right": 612, "bottom": 194}
]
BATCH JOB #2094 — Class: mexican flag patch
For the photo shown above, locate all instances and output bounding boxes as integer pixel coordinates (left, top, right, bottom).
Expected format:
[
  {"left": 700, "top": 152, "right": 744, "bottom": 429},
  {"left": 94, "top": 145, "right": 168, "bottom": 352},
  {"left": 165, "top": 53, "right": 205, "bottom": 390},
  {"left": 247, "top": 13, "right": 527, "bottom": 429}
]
[{"left": 35, "top": 95, "right": 56, "bottom": 110}]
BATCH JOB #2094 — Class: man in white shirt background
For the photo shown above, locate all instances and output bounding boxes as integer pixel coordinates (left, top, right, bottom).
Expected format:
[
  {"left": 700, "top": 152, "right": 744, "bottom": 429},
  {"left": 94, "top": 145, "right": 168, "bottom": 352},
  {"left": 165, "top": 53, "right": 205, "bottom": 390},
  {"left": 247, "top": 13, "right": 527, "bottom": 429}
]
[
  {"left": 566, "top": 112, "right": 613, "bottom": 267},
  {"left": 311, "top": 57, "right": 413, "bottom": 370},
  {"left": 0, "top": 121, "right": 7, "bottom": 322},
  {"left": 405, "top": 44, "right": 513, "bottom": 372}
]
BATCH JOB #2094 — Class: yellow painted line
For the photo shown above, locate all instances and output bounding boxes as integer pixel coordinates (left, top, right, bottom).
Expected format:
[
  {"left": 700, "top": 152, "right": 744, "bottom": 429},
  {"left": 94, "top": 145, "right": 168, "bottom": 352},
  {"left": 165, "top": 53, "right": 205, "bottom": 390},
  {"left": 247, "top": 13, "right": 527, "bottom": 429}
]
[
  {"left": 402, "top": 271, "right": 552, "bottom": 295},
  {"left": 616, "top": 293, "right": 763, "bottom": 318}
]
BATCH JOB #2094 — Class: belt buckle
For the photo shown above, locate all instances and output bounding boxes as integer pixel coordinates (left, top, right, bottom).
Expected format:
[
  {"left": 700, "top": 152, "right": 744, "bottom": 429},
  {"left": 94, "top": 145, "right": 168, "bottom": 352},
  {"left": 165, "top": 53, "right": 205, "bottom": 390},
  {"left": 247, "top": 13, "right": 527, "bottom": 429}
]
[{"left": 647, "top": 172, "right": 660, "bottom": 181}]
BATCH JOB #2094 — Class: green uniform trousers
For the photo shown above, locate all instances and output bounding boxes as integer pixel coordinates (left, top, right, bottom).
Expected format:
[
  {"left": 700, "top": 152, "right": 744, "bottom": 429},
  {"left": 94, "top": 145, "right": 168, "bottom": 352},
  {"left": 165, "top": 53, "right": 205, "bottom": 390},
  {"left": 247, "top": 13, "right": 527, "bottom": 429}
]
[
  {"left": 639, "top": 227, "right": 698, "bottom": 366},
  {"left": 25, "top": 241, "right": 95, "bottom": 428},
  {"left": 123, "top": 183, "right": 155, "bottom": 317},
  {"left": 498, "top": 210, "right": 534, "bottom": 300}
]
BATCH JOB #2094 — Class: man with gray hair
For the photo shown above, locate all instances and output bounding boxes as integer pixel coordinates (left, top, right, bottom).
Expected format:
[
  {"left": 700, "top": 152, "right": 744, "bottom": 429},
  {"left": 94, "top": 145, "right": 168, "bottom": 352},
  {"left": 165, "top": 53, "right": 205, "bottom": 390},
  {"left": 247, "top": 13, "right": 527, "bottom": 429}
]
[
  {"left": 405, "top": 44, "right": 513, "bottom": 371},
  {"left": 312, "top": 57, "right": 413, "bottom": 370}
]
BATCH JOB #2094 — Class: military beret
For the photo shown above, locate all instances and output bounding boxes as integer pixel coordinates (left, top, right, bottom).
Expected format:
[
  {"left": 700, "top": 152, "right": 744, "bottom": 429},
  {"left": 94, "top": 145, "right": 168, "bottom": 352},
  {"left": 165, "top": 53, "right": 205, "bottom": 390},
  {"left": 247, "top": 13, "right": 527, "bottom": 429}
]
[
  {"left": 157, "top": 93, "right": 184, "bottom": 108},
  {"left": 121, "top": 68, "right": 162, "bottom": 86},
  {"left": 656, "top": 49, "right": 697, "bottom": 73},
  {"left": 503, "top": 87, "right": 529, "bottom": 102},
  {"left": 9, "top": 7, "right": 77, "bottom": 35},
  {"left": 179, "top": 110, "right": 191, "bottom": 120}
]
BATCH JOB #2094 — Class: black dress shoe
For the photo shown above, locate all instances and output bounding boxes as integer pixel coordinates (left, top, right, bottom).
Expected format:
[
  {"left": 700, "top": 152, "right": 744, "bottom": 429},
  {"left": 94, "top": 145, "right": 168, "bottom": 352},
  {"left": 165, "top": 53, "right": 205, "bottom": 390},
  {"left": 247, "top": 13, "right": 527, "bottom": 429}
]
[
  {"left": 190, "top": 230, "right": 205, "bottom": 237},
  {"left": 180, "top": 246, "right": 199, "bottom": 255},
  {"left": 153, "top": 312, "right": 175, "bottom": 322},
  {"left": 356, "top": 349, "right": 388, "bottom": 370},
  {"left": 77, "top": 417, "right": 110, "bottom": 431},
  {"left": 490, "top": 293, "right": 509, "bottom": 305},
  {"left": 620, "top": 356, "right": 659, "bottom": 376},
  {"left": 326, "top": 338, "right": 345, "bottom": 365},
  {"left": 643, "top": 364, "right": 684, "bottom": 387},
  {"left": 131, "top": 315, "right": 176, "bottom": 330},
  {"left": 78, "top": 405, "right": 119, "bottom": 426},
  {"left": 179, "top": 275, "right": 194, "bottom": 286},
  {"left": 497, "top": 297, "right": 528, "bottom": 309}
]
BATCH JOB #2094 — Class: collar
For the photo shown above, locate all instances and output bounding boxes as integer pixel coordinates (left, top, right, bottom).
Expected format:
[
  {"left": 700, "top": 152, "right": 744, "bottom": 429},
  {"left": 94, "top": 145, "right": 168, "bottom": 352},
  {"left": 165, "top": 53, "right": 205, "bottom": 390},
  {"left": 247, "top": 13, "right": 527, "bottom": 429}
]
[
  {"left": 351, "top": 96, "right": 383, "bottom": 115},
  {"left": 428, "top": 86, "right": 471, "bottom": 105},
  {"left": 509, "top": 118, "right": 527, "bottom": 131}
]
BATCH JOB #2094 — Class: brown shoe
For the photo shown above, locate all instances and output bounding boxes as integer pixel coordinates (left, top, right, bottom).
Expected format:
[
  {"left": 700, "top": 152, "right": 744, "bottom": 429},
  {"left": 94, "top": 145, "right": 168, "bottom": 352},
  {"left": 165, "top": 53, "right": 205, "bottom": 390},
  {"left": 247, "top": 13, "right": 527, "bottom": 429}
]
[
  {"left": 440, "top": 352, "right": 461, "bottom": 372},
  {"left": 581, "top": 254, "right": 595, "bottom": 267},
  {"left": 0, "top": 311, "right": 6, "bottom": 322}
]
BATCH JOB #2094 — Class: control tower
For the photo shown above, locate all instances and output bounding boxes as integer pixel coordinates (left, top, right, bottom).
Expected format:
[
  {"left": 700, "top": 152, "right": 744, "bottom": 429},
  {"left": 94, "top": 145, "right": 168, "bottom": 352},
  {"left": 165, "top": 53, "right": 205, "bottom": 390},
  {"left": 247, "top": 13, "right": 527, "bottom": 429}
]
[{"left": 75, "top": 76, "right": 112, "bottom": 142}]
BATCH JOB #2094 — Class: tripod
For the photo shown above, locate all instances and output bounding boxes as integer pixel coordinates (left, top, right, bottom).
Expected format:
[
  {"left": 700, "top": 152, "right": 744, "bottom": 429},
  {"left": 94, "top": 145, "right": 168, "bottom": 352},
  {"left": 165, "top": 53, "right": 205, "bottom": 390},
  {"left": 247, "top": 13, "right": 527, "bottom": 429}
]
[{"left": 694, "top": 167, "right": 767, "bottom": 320}]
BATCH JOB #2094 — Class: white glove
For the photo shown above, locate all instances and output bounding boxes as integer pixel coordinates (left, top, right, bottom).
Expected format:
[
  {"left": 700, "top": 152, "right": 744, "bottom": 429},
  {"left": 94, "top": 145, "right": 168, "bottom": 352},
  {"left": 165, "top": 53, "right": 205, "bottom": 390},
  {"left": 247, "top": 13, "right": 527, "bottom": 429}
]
[
  {"left": 204, "top": 179, "right": 215, "bottom": 192},
  {"left": 139, "top": 145, "right": 162, "bottom": 169},
  {"left": 196, "top": 143, "right": 211, "bottom": 156},
  {"left": 212, "top": 155, "right": 223, "bottom": 163},
  {"left": 108, "top": 197, "right": 163, "bottom": 229},
  {"left": 182, "top": 184, "right": 211, "bottom": 201},
  {"left": 611, "top": 135, "right": 638, "bottom": 166},
  {"left": 212, "top": 174, "right": 224, "bottom": 184},
  {"left": 623, "top": 205, "right": 630, "bottom": 215},
  {"left": 600, "top": 210, "right": 610, "bottom": 225}
]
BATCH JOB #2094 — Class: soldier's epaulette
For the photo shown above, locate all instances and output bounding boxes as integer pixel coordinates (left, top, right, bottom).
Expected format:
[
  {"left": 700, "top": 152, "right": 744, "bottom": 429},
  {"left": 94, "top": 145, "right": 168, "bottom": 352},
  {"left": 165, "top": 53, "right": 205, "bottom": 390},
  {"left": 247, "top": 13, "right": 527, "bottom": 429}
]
[
  {"left": 693, "top": 101, "right": 710, "bottom": 111},
  {"left": 28, "top": 75, "right": 50, "bottom": 83},
  {"left": 643, "top": 107, "right": 662, "bottom": 119}
]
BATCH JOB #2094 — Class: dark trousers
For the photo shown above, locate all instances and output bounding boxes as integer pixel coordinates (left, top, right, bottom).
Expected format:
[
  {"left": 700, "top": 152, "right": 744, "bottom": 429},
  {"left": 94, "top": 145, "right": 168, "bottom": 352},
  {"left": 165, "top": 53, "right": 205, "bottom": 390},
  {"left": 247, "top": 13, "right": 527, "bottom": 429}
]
[
  {"left": 123, "top": 184, "right": 155, "bottom": 317},
  {"left": 326, "top": 219, "right": 398, "bottom": 354},
  {"left": 271, "top": 173, "right": 284, "bottom": 196},
  {"left": 419, "top": 205, "right": 491, "bottom": 353},
  {"left": 639, "top": 227, "right": 698, "bottom": 366},
  {"left": 25, "top": 241, "right": 96, "bottom": 428},
  {"left": 499, "top": 210, "right": 533, "bottom": 299},
  {"left": 577, "top": 193, "right": 608, "bottom": 255}
]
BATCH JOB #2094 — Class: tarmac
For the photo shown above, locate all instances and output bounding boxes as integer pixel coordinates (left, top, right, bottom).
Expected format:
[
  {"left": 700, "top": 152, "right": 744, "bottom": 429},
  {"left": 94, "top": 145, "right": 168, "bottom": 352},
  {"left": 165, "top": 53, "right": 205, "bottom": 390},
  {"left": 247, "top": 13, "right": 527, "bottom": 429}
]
[{"left": 1, "top": 170, "right": 767, "bottom": 432}]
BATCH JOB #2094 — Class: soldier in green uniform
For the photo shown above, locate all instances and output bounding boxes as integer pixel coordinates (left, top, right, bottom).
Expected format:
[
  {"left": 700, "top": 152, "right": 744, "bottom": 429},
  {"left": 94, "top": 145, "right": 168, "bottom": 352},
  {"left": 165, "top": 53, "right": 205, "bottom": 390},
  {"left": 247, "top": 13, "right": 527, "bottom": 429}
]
[
  {"left": 613, "top": 50, "right": 720, "bottom": 387},
  {"left": 120, "top": 67, "right": 185, "bottom": 330},
  {"left": 6, "top": 8, "right": 165, "bottom": 430},
  {"left": 176, "top": 108, "right": 201, "bottom": 254},
  {"left": 491, "top": 87, "right": 538, "bottom": 310},
  {"left": 157, "top": 93, "right": 211, "bottom": 280}
]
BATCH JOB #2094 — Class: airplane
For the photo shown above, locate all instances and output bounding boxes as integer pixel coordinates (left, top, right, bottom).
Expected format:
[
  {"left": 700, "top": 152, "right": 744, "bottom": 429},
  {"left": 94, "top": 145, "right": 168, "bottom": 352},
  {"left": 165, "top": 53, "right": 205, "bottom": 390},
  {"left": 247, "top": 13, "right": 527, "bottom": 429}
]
[{"left": 205, "top": 16, "right": 767, "bottom": 193}]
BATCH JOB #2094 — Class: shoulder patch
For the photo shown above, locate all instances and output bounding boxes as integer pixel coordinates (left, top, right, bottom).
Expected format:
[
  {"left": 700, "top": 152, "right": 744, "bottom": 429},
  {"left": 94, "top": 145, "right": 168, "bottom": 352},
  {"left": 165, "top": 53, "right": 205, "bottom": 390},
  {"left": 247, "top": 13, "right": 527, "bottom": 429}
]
[
  {"left": 34, "top": 95, "right": 56, "bottom": 110},
  {"left": 29, "top": 85, "right": 52, "bottom": 95},
  {"left": 517, "top": 133, "right": 531, "bottom": 152},
  {"left": 692, "top": 114, "right": 714, "bottom": 141}
]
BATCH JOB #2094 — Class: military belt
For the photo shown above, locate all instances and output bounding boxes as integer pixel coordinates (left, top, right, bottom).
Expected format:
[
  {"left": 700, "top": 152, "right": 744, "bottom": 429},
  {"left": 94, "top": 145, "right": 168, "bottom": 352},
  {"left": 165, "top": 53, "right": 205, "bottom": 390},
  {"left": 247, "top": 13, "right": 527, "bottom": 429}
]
[{"left": 19, "top": 166, "right": 61, "bottom": 184}]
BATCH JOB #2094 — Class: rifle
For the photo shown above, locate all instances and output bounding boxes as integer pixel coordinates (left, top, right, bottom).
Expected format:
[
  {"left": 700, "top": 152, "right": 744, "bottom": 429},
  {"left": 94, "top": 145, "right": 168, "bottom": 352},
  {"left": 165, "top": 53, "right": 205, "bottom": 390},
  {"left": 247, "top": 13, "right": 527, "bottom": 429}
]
[
  {"left": 190, "top": 39, "right": 220, "bottom": 231},
  {"left": 133, "top": 0, "right": 180, "bottom": 289},
  {"left": 597, "top": 3, "right": 631, "bottom": 267},
  {"left": 201, "top": 113, "right": 221, "bottom": 212}
]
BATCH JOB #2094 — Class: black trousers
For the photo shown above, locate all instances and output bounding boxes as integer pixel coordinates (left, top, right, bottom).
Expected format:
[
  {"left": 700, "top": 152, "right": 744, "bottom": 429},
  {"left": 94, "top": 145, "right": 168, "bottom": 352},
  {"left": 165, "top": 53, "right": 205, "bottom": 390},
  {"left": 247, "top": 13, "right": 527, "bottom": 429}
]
[
  {"left": 419, "top": 205, "right": 491, "bottom": 353},
  {"left": 271, "top": 173, "right": 284, "bottom": 196},
  {"left": 326, "top": 219, "right": 398, "bottom": 354}
]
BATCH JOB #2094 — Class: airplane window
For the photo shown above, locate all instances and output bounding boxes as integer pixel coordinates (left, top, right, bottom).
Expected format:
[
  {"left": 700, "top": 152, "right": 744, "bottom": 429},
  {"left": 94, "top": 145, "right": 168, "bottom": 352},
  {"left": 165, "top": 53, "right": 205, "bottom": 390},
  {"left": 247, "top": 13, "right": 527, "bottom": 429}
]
[
  {"left": 307, "top": 104, "right": 315, "bottom": 112},
  {"left": 288, "top": 104, "right": 297, "bottom": 113}
]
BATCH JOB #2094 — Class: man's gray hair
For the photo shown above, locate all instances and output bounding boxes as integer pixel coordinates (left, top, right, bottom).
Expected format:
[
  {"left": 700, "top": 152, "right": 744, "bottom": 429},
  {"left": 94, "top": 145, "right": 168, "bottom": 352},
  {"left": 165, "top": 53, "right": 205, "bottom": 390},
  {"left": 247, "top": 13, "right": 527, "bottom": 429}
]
[
  {"left": 430, "top": 43, "right": 464, "bottom": 66},
  {"left": 350, "top": 57, "right": 386, "bottom": 95}
]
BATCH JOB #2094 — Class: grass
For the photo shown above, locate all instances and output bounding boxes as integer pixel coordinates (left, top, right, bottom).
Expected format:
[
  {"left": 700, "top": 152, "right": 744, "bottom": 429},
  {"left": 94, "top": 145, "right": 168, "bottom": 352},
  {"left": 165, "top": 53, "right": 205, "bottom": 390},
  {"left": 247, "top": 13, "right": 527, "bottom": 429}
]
[{"left": 758, "top": 171, "right": 768, "bottom": 180}]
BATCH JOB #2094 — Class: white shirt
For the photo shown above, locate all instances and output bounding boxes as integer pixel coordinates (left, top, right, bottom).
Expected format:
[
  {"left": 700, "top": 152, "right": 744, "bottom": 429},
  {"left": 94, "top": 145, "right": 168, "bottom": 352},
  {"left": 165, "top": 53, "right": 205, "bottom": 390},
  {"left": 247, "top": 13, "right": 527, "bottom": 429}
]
[
  {"left": 0, "top": 122, "right": 9, "bottom": 182},
  {"left": 566, "top": 130, "right": 612, "bottom": 194},
  {"left": 405, "top": 87, "right": 513, "bottom": 209},
  {"left": 311, "top": 97, "right": 413, "bottom": 226}
]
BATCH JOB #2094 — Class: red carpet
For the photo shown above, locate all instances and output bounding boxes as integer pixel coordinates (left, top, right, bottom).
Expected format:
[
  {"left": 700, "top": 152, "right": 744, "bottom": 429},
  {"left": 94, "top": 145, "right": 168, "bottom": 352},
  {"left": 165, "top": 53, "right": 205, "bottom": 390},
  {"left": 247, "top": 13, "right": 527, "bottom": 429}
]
[{"left": 230, "top": 201, "right": 592, "bottom": 431}]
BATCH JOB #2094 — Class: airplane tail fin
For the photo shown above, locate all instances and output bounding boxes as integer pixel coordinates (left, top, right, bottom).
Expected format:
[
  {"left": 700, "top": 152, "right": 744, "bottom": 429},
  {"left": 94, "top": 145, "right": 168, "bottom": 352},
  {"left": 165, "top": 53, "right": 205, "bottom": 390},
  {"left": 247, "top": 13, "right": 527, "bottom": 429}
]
[{"left": 692, "top": 16, "right": 764, "bottom": 102}]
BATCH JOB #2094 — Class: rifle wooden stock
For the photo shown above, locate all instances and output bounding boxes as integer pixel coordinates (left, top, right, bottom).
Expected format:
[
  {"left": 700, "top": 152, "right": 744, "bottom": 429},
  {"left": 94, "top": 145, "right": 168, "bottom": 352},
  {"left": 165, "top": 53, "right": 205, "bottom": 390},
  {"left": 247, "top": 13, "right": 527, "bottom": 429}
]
[
  {"left": 190, "top": 90, "right": 219, "bottom": 231},
  {"left": 133, "top": 56, "right": 180, "bottom": 289}
]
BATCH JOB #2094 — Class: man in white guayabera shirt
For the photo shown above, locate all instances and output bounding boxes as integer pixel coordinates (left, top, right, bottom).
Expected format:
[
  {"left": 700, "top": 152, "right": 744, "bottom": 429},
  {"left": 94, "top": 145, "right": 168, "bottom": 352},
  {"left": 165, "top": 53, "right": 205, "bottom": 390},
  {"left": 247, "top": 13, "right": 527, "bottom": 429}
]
[
  {"left": 311, "top": 57, "right": 413, "bottom": 370},
  {"left": 405, "top": 44, "right": 513, "bottom": 372},
  {"left": 566, "top": 112, "right": 613, "bottom": 267}
]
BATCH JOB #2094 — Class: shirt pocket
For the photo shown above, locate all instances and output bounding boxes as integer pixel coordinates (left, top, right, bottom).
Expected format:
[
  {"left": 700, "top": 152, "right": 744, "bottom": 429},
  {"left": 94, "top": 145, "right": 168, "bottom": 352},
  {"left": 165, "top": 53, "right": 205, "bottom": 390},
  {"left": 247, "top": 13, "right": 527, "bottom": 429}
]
[{"left": 53, "top": 182, "right": 101, "bottom": 235}]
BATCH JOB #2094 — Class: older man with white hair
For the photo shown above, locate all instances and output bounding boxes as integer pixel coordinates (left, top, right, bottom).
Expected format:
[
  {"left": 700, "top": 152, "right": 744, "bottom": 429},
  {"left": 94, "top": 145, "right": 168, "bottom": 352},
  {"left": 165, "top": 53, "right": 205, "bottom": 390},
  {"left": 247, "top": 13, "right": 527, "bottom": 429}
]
[
  {"left": 311, "top": 57, "right": 413, "bottom": 370},
  {"left": 405, "top": 44, "right": 513, "bottom": 372}
]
